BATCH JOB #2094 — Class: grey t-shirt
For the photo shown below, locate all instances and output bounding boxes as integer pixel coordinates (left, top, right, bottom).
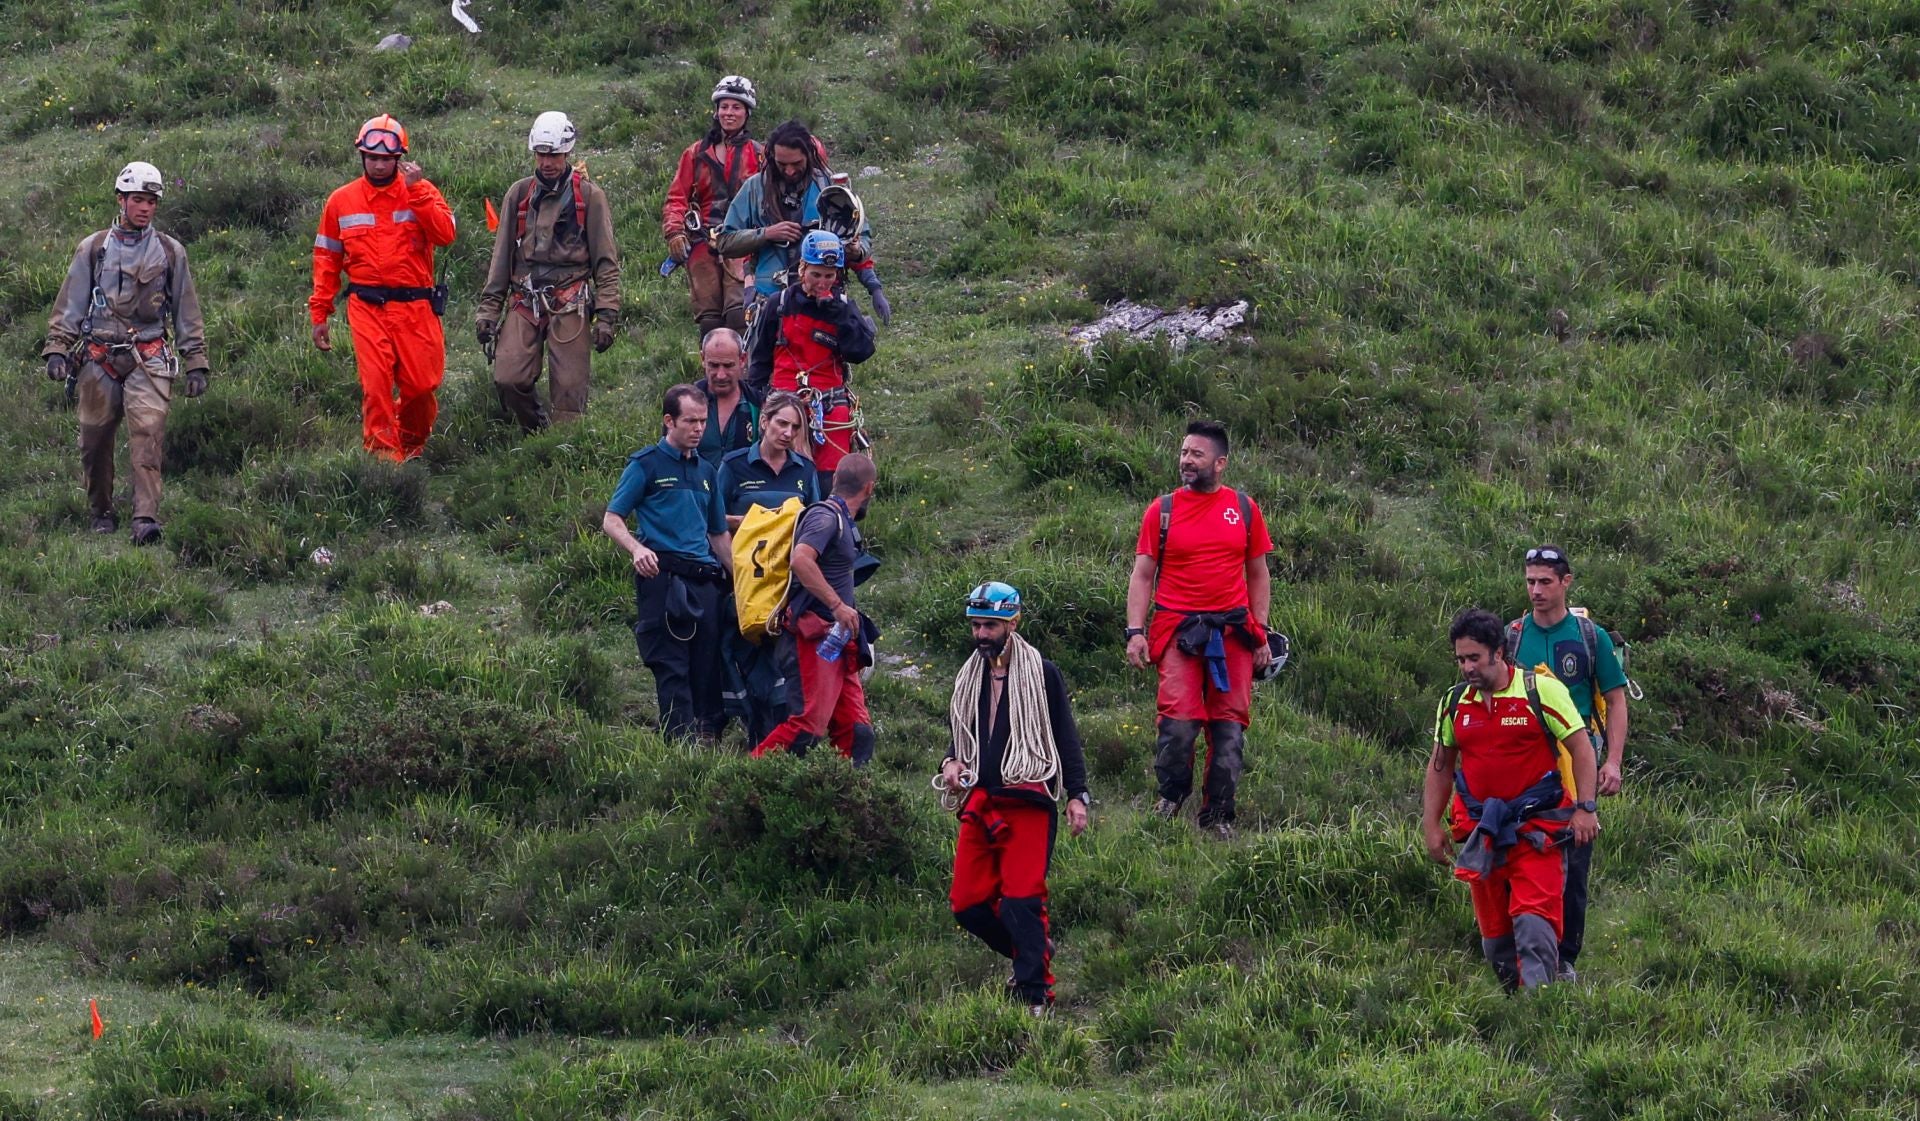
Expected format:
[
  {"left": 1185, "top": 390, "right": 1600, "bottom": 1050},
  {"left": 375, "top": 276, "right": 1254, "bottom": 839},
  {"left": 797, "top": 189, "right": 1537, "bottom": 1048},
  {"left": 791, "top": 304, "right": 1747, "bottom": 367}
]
[{"left": 791, "top": 499, "right": 857, "bottom": 621}]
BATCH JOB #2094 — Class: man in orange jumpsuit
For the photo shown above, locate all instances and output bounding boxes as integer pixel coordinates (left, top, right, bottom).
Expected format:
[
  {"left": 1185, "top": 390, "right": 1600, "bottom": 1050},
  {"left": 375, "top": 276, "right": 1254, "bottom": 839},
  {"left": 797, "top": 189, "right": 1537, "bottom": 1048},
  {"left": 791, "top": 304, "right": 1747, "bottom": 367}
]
[{"left": 309, "top": 114, "right": 458, "bottom": 461}]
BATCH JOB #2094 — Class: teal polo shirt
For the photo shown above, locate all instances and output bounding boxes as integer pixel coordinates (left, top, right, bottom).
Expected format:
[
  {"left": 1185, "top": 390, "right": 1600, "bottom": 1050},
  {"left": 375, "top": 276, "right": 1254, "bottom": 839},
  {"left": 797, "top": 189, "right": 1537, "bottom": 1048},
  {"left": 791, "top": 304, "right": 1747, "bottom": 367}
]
[
  {"left": 606, "top": 439, "right": 726, "bottom": 562},
  {"left": 716, "top": 443, "right": 820, "bottom": 518},
  {"left": 1511, "top": 612, "right": 1627, "bottom": 726}
]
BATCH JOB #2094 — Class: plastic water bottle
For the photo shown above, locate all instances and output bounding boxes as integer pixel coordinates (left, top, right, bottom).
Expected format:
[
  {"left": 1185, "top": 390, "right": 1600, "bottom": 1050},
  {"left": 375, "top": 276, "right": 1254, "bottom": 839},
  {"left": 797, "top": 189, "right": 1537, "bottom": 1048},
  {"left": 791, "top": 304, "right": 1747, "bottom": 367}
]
[{"left": 817, "top": 621, "right": 852, "bottom": 663}]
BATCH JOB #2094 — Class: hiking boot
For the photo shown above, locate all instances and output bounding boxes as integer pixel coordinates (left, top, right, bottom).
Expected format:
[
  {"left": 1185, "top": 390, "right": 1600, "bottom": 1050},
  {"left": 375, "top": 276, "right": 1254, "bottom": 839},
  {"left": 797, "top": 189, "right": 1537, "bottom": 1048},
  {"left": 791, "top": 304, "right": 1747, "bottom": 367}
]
[
  {"left": 1206, "top": 820, "right": 1236, "bottom": 842},
  {"left": 90, "top": 511, "right": 118, "bottom": 535},
  {"left": 1555, "top": 964, "right": 1579, "bottom": 984},
  {"left": 130, "top": 518, "right": 162, "bottom": 546},
  {"left": 1027, "top": 1003, "right": 1051, "bottom": 1019},
  {"left": 1151, "top": 797, "right": 1181, "bottom": 820}
]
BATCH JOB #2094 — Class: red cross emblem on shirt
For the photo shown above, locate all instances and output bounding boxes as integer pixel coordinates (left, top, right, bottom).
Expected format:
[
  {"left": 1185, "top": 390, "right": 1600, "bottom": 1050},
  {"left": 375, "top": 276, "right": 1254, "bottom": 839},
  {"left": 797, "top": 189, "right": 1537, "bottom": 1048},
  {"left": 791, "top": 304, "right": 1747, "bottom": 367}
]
[{"left": 1223, "top": 506, "right": 1241, "bottom": 526}]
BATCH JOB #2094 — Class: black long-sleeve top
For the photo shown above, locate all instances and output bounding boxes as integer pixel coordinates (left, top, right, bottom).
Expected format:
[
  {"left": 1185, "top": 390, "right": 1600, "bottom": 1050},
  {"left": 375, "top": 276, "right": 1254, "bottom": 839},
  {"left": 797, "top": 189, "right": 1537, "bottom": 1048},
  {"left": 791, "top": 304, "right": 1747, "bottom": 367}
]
[{"left": 947, "top": 654, "right": 1090, "bottom": 805}]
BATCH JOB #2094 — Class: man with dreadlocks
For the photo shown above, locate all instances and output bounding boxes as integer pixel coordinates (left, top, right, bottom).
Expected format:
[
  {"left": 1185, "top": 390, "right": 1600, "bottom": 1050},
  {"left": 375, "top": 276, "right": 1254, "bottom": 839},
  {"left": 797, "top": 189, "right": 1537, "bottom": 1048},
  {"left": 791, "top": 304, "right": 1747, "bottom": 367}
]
[
  {"left": 716, "top": 119, "right": 873, "bottom": 306},
  {"left": 937, "top": 581, "right": 1092, "bottom": 1016}
]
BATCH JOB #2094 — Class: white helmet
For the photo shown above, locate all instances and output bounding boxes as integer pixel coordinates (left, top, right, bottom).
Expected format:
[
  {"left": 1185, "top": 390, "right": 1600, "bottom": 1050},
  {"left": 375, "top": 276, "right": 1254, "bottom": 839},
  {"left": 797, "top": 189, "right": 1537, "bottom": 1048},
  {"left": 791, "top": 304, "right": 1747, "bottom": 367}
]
[
  {"left": 114, "top": 160, "right": 164, "bottom": 198},
  {"left": 711, "top": 75, "right": 757, "bottom": 110},
  {"left": 527, "top": 111, "right": 577, "bottom": 155}
]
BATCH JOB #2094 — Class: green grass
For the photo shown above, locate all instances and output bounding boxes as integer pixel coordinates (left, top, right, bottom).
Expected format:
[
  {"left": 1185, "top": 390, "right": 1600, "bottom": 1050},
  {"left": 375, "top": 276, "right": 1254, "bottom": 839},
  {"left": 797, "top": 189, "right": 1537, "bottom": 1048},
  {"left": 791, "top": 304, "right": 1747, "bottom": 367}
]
[{"left": 1, "top": 0, "right": 1919, "bottom": 1116}]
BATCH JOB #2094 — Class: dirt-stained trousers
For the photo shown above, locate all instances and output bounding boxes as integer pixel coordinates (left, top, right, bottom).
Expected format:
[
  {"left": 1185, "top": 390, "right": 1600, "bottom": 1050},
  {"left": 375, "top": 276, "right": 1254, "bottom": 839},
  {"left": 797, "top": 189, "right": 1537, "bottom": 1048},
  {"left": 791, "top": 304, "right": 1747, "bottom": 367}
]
[
  {"left": 493, "top": 305, "right": 591, "bottom": 430},
  {"left": 76, "top": 357, "right": 172, "bottom": 522}
]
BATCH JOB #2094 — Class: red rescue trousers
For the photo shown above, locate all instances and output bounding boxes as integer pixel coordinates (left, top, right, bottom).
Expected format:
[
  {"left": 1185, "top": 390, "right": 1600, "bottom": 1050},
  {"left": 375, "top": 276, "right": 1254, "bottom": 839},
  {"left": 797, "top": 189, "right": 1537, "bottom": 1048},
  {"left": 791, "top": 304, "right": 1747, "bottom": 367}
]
[
  {"left": 752, "top": 611, "right": 871, "bottom": 760},
  {"left": 346, "top": 294, "right": 444, "bottom": 461},
  {"left": 950, "top": 787, "right": 1057, "bottom": 1006},
  {"left": 1150, "top": 611, "right": 1254, "bottom": 724},
  {"left": 1465, "top": 838, "right": 1566, "bottom": 940}
]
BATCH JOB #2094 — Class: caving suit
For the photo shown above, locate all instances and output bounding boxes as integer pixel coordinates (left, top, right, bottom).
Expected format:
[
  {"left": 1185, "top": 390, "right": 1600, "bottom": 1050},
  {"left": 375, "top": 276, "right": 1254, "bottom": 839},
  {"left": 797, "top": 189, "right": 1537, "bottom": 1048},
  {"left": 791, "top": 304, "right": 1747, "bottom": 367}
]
[{"left": 44, "top": 222, "right": 210, "bottom": 526}]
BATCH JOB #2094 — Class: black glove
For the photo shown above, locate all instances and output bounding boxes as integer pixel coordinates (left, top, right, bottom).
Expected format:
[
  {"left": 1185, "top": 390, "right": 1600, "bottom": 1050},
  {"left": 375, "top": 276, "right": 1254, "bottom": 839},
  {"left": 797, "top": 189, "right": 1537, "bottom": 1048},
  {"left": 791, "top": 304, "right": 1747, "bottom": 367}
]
[
  {"left": 182, "top": 370, "right": 208, "bottom": 398},
  {"left": 475, "top": 320, "right": 496, "bottom": 348},
  {"left": 592, "top": 316, "right": 618, "bottom": 353},
  {"left": 858, "top": 270, "right": 892, "bottom": 326},
  {"left": 45, "top": 354, "right": 70, "bottom": 382}
]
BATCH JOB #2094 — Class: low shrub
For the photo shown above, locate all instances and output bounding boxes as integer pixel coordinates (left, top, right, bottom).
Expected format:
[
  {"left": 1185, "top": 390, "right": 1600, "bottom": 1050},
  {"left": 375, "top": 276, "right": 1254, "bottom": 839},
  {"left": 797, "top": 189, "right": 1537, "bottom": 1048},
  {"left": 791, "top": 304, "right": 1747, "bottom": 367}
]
[
  {"left": 86, "top": 1011, "right": 336, "bottom": 1120},
  {"left": 700, "top": 754, "right": 933, "bottom": 891}
]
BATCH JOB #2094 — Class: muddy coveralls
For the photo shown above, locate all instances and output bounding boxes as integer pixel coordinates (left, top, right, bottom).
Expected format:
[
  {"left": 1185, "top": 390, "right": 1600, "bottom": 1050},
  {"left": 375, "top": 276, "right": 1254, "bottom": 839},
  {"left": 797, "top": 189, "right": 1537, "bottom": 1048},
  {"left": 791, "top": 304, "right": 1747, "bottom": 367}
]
[
  {"left": 477, "top": 171, "right": 621, "bottom": 429},
  {"left": 43, "top": 224, "right": 209, "bottom": 530},
  {"left": 662, "top": 135, "right": 759, "bottom": 337},
  {"left": 310, "top": 173, "right": 457, "bottom": 460}
]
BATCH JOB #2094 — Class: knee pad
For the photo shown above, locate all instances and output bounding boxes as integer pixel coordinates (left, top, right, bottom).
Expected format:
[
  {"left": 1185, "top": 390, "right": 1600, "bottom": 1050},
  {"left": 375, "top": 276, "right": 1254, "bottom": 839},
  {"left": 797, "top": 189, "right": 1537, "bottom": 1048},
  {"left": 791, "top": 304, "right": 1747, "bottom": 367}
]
[
  {"left": 1206, "top": 721, "right": 1247, "bottom": 777},
  {"left": 849, "top": 724, "right": 875, "bottom": 767},
  {"left": 1481, "top": 934, "right": 1521, "bottom": 993},
  {"left": 1156, "top": 718, "right": 1204, "bottom": 752}
]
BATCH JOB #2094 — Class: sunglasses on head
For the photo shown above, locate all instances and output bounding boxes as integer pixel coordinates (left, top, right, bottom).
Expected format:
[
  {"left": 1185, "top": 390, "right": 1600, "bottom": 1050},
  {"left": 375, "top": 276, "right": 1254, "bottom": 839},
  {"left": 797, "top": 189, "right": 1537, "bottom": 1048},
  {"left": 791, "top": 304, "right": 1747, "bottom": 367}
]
[
  {"left": 1525, "top": 546, "right": 1569, "bottom": 567},
  {"left": 360, "top": 131, "right": 405, "bottom": 155}
]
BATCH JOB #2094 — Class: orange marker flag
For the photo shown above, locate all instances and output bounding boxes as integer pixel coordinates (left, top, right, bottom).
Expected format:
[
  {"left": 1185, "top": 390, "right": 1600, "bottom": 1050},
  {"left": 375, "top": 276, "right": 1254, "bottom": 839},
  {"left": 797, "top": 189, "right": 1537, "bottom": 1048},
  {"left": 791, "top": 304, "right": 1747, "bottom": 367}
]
[
  {"left": 89, "top": 999, "right": 103, "bottom": 1039},
  {"left": 484, "top": 197, "right": 499, "bottom": 233}
]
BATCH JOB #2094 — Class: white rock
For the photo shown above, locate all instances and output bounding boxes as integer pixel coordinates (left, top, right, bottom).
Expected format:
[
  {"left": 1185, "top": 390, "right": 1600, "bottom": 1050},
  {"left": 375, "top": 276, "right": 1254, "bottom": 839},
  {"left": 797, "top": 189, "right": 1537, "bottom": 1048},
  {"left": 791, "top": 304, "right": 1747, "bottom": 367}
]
[
  {"left": 859, "top": 166, "right": 883, "bottom": 179},
  {"left": 374, "top": 33, "right": 412, "bottom": 51},
  {"left": 419, "top": 600, "right": 455, "bottom": 617},
  {"left": 308, "top": 547, "right": 334, "bottom": 567}
]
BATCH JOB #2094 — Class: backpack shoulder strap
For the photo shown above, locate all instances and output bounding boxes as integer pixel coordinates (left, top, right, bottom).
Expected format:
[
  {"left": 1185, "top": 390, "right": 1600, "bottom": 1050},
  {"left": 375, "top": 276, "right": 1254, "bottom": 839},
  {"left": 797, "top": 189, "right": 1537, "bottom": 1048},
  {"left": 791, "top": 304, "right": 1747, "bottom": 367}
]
[
  {"left": 571, "top": 169, "right": 587, "bottom": 231},
  {"left": 86, "top": 230, "right": 110, "bottom": 289},
  {"left": 1434, "top": 680, "right": 1471, "bottom": 748},
  {"left": 1232, "top": 488, "right": 1252, "bottom": 550},
  {"left": 1156, "top": 492, "right": 1174, "bottom": 561},
  {"left": 1521, "top": 669, "right": 1562, "bottom": 752},
  {"left": 1504, "top": 617, "right": 1526, "bottom": 665},
  {"left": 1574, "top": 612, "right": 1599, "bottom": 668}
]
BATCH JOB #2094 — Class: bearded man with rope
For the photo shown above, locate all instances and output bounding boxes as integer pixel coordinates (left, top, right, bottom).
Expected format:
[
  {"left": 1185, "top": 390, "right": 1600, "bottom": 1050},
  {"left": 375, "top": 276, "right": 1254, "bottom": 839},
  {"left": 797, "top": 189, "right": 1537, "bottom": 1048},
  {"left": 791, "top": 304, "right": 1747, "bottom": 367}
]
[{"left": 936, "top": 582, "right": 1092, "bottom": 1015}]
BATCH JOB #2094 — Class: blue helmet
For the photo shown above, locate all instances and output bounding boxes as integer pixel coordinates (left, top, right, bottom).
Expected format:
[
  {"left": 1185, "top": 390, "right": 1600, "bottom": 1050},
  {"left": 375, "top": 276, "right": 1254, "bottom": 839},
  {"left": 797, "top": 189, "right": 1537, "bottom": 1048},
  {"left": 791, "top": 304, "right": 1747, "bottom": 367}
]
[
  {"left": 800, "top": 229, "right": 845, "bottom": 268},
  {"left": 965, "top": 581, "right": 1022, "bottom": 620}
]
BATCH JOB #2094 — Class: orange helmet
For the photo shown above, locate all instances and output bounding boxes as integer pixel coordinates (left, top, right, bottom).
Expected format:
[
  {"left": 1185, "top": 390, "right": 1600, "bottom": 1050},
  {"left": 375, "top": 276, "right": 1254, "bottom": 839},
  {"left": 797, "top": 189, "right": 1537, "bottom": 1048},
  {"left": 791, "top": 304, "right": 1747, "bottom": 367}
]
[{"left": 355, "top": 114, "right": 408, "bottom": 155}]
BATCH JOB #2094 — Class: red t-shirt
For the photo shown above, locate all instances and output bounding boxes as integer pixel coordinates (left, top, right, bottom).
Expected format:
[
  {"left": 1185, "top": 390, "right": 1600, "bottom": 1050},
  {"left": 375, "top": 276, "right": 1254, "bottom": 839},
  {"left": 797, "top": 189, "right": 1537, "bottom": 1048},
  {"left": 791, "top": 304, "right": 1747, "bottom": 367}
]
[{"left": 1135, "top": 488, "right": 1273, "bottom": 613}]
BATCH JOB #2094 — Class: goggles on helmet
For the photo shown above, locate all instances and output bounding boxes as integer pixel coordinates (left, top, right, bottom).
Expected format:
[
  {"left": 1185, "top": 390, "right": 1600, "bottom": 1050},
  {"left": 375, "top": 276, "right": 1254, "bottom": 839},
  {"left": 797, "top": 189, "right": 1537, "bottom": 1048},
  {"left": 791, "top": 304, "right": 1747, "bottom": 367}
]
[
  {"left": 530, "top": 143, "right": 566, "bottom": 155},
  {"left": 358, "top": 129, "right": 406, "bottom": 156}
]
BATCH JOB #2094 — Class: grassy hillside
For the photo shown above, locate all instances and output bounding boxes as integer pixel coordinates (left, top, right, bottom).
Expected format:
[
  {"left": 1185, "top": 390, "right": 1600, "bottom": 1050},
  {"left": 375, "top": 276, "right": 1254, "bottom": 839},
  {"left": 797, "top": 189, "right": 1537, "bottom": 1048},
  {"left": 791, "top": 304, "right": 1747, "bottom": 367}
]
[{"left": 2, "top": 0, "right": 1919, "bottom": 1117}]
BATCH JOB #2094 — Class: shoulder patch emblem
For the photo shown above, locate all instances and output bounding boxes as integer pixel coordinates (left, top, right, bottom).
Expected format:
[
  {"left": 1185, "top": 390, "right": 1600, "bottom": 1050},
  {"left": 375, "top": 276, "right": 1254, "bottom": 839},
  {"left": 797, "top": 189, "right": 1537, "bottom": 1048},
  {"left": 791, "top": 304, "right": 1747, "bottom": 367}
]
[{"left": 1222, "top": 506, "right": 1241, "bottom": 526}]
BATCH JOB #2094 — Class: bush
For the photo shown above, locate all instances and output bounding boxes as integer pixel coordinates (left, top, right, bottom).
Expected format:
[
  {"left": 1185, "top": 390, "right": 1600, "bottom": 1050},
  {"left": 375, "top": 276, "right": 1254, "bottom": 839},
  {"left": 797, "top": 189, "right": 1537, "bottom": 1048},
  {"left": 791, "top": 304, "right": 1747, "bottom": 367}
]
[
  {"left": 328, "top": 690, "right": 576, "bottom": 806},
  {"left": 1011, "top": 420, "right": 1164, "bottom": 498},
  {"left": 86, "top": 1011, "right": 336, "bottom": 1120},
  {"left": 701, "top": 754, "right": 933, "bottom": 891},
  {"left": 165, "top": 392, "right": 295, "bottom": 474},
  {"left": 1695, "top": 61, "right": 1920, "bottom": 163},
  {"left": 167, "top": 499, "right": 295, "bottom": 583},
  {"left": 254, "top": 455, "right": 429, "bottom": 533},
  {"left": 1406, "top": 40, "right": 1592, "bottom": 136}
]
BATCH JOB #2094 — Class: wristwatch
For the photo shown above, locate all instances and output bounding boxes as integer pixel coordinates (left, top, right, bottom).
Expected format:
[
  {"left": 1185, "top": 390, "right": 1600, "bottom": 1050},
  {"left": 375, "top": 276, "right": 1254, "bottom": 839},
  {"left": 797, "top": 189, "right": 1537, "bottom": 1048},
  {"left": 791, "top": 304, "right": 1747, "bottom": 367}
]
[
  {"left": 1124, "top": 627, "right": 1146, "bottom": 640},
  {"left": 1574, "top": 799, "right": 1598, "bottom": 813}
]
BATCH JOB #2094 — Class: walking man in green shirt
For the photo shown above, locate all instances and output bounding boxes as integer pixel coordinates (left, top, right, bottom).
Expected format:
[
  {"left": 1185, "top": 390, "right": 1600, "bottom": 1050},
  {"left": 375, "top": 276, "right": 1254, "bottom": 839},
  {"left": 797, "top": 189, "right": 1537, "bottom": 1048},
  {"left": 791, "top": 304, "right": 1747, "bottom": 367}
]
[{"left": 1508, "top": 545, "right": 1630, "bottom": 980}]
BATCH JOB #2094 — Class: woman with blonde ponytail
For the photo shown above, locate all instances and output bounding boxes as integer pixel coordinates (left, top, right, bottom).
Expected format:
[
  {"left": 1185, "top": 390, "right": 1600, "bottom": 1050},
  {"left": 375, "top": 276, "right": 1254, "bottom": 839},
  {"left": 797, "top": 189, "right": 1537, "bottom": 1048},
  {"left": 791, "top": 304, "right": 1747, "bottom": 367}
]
[{"left": 936, "top": 581, "right": 1092, "bottom": 1015}]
